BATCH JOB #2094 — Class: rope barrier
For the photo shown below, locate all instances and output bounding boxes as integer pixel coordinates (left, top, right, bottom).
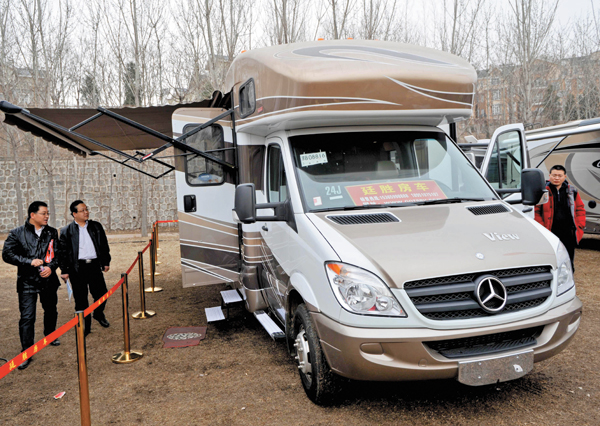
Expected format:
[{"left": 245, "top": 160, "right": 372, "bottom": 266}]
[{"left": 0, "top": 316, "right": 79, "bottom": 380}]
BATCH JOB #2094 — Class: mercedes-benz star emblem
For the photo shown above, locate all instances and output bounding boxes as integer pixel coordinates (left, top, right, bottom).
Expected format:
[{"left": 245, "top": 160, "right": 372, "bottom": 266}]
[{"left": 475, "top": 275, "right": 507, "bottom": 313}]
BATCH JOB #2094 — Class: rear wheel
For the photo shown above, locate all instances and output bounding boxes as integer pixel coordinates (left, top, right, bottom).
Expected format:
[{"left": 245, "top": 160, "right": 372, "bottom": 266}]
[{"left": 292, "top": 304, "right": 338, "bottom": 405}]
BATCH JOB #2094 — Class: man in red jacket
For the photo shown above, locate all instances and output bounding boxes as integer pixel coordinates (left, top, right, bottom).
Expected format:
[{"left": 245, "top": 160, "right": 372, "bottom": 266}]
[{"left": 534, "top": 165, "right": 586, "bottom": 269}]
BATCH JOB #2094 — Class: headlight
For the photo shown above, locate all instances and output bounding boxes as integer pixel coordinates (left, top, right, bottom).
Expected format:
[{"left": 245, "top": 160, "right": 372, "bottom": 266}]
[
  {"left": 325, "top": 263, "right": 407, "bottom": 317},
  {"left": 556, "top": 242, "right": 575, "bottom": 296}
]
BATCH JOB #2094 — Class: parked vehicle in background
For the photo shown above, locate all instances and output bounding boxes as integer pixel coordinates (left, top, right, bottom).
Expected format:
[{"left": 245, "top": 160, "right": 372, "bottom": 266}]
[{"left": 460, "top": 118, "right": 600, "bottom": 233}]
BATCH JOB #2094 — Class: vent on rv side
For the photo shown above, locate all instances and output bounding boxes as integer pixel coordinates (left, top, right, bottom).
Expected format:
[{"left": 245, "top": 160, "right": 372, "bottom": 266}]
[
  {"left": 328, "top": 213, "right": 400, "bottom": 225},
  {"left": 466, "top": 204, "right": 511, "bottom": 216}
]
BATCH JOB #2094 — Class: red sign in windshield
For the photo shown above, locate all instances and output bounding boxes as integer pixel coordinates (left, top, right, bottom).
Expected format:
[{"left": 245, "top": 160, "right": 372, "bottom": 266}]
[{"left": 345, "top": 180, "right": 447, "bottom": 206}]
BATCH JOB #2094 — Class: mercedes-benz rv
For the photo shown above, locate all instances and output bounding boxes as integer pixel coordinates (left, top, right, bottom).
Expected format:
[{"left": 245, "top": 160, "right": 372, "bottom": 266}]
[{"left": 0, "top": 40, "right": 583, "bottom": 405}]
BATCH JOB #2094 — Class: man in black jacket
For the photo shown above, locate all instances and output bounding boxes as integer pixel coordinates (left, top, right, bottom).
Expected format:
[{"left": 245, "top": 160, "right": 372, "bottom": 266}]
[
  {"left": 59, "top": 200, "right": 111, "bottom": 336},
  {"left": 2, "top": 201, "right": 61, "bottom": 370}
]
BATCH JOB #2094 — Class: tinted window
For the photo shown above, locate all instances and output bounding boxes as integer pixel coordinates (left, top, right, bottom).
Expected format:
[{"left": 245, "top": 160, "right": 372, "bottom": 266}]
[
  {"left": 183, "top": 125, "right": 225, "bottom": 185},
  {"left": 485, "top": 130, "right": 523, "bottom": 196},
  {"left": 239, "top": 79, "right": 256, "bottom": 118},
  {"left": 267, "top": 145, "right": 288, "bottom": 202},
  {"left": 290, "top": 131, "right": 496, "bottom": 211}
]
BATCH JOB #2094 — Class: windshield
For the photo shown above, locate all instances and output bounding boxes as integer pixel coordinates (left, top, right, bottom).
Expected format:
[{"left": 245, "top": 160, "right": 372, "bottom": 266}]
[{"left": 290, "top": 130, "right": 497, "bottom": 212}]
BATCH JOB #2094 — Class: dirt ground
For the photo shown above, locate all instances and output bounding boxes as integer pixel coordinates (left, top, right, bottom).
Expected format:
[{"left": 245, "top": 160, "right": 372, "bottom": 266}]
[{"left": 0, "top": 230, "right": 599, "bottom": 426}]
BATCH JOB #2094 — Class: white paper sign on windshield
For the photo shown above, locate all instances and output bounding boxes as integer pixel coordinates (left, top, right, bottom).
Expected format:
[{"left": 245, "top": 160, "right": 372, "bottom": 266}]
[{"left": 300, "top": 151, "right": 328, "bottom": 167}]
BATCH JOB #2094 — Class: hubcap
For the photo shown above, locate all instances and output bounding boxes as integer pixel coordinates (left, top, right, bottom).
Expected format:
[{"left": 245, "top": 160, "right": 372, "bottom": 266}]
[{"left": 294, "top": 327, "right": 312, "bottom": 377}]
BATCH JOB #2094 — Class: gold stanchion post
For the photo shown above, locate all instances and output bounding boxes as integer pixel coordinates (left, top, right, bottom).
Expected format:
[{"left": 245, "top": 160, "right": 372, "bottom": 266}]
[
  {"left": 75, "top": 311, "right": 92, "bottom": 426},
  {"left": 133, "top": 252, "right": 156, "bottom": 319},
  {"left": 147, "top": 228, "right": 161, "bottom": 275},
  {"left": 156, "top": 222, "right": 161, "bottom": 251},
  {"left": 154, "top": 225, "right": 162, "bottom": 265},
  {"left": 145, "top": 238, "right": 163, "bottom": 293},
  {"left": 112, "top": 274, "right": 143, "bottom": 364}
]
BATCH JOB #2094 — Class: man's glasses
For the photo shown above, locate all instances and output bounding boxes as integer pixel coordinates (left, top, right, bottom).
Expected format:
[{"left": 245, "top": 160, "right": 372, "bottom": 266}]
[
  {"left": 35, "top": 212, "right": 50, "bottom": 216},
  {"left": 76, "top": 208, "right": 89, "bottom": 213}
]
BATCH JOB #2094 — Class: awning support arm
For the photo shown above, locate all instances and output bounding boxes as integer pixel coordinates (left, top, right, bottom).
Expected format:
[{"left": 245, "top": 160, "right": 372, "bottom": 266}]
[{"left": 140, "top": 108, "right": 237, "bottom": 171}]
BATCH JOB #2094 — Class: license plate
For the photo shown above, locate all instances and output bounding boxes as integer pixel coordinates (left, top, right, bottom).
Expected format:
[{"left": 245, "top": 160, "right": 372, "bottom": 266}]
[{"left": 458, "top": 350, "right": 534, "bottom": 386}]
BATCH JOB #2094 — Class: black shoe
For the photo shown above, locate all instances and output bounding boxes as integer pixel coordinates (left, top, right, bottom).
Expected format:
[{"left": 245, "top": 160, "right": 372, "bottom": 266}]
[
  {"left": 18, "top": 357, "right": 32, "bottom": 370},
  {"left": 84, "top": 329, "right": 91, "bottom": 337},
  {"left": 96, "top": 318, "right": 110, "bottom": 328},
  {"left": 50, "top": 338, "right": 60, "bottom": 346}
]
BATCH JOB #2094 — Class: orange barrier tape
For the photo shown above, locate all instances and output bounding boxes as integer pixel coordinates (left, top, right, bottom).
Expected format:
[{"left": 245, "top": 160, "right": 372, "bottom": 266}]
[
  {"left": 0, "top": 316, "right": 78, "bottom": 380},
  {"left": 141, "top": 241, "right": 151, "bottom": 254},
  {"left": 83, "top": 276, "right": 124, "bottom": 318},
  {"left": 155, "top": 220, "right": 178, "bottom": 224},
  {"left": 126, "top": 255, "right": 139, "bottom": 275}
]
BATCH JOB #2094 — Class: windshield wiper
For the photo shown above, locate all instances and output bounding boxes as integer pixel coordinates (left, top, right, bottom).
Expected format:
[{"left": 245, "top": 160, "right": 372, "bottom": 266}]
[{"left": 417, "top": 197, "right": 488, "bottom": 206}]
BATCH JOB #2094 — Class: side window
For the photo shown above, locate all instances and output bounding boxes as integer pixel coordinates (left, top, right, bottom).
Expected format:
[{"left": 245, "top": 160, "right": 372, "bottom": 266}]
[
  {"left": 267, "top": 145, "right": 288, "bottom": 202},
  {"left": 485, "top": 130, "right": 523, "bottom": 194},
  {"left": 183, "top": 124, "right": 225, "bottom": 186},
  {"left": 239, "top": 79, "right": 256, "bottom": 118}
]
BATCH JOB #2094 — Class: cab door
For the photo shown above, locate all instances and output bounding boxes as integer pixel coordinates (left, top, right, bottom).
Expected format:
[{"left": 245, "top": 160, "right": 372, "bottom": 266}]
[
  {"left": 480, "top": 123, "right": 531, "bottom": 213},
  {"left": 259, "top": 140, "right": 290, "bottom": 322},
  {"left": 172, "top": 108, "right": 240, "bottom": 287}
]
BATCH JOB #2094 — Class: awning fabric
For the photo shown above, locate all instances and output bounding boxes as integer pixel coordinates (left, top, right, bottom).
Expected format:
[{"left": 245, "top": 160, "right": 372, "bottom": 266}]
[{"left": 0, "top": 100, "right": 213, "bottom": 157}]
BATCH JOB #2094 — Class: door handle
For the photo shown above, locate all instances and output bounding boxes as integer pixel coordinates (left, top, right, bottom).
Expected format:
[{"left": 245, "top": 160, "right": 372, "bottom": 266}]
[
  {"left": 262, "top": 225, "right": 269, "bottom": 232},
  {"left": 183, "top": 195, "right": 196, "bottom": 212}
]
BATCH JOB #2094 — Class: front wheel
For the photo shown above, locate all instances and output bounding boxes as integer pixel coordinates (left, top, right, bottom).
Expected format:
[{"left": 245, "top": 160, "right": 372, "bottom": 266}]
[{"left": 292, "top": 304, "right": 339, "bottom": 405}]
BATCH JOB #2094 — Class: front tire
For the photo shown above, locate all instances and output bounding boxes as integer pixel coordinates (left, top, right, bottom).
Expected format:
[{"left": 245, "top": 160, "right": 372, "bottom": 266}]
[{"left": 292, "top": 304, "right": 338, "bottom": 405}]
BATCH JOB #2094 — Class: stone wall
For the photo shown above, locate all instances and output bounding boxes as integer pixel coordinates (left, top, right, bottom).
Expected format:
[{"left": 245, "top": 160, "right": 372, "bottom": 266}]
[{"left": 0, "top": 156, "right": 177, "bottom": 233}]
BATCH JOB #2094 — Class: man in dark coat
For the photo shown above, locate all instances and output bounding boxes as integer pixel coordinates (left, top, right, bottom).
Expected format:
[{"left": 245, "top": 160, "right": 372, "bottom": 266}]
[
  {"left": 2, "top": 201, "right": 61, "bottom": 370},
  {"left": 59, "top": 200, "right": 111, "bottom": 336}
]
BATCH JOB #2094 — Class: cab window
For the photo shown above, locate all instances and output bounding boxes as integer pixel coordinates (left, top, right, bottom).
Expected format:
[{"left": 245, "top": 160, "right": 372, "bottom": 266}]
[{"left": 267, "top": 145, "right": 288, "bottom": 202}]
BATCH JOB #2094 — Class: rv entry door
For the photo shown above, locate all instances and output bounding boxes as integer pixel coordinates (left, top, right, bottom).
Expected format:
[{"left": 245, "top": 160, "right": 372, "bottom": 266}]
[{"left": 173, "top": 108, "right": 240, "bottom": 287}]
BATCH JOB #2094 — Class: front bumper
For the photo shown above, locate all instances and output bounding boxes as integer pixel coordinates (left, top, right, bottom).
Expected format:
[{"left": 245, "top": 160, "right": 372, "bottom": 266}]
[{"left": 312, "top": 296, "right": 582, "bottom": 382}]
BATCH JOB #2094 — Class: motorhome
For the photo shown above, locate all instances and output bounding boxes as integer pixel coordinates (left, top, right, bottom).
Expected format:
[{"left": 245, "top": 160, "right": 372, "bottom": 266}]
[
  {"left": 0, "top": 40, "right": 582, "bottom": 405},
  {"left": 460, "top": 119, "right": 600, "bottom": 233}
]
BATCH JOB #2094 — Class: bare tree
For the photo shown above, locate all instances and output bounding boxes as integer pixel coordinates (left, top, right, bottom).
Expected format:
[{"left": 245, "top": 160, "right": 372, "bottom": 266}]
[
  {"left": 324, "top": 0, "right": 356, "bottom": 39},
  {"left": 506, "top": 0, "right": 559, "bottom": 124},
  {"left": 265, "top": 0, "right": 309, "bottom": 45},
  {"left": 358, "top": 0, "right": 397, "bottom": 41},
  {"left": 435, "top": 0, "right": 485, "bottom": 63}
]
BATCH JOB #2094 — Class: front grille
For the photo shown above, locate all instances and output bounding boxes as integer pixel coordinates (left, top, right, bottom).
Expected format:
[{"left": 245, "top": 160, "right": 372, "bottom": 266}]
[
  {"left": 426, "top": 326, "right": 543, "bottom": 358},
  {"left": 466, "top": 204, "right": 511, "bottom": 215},
  {"left": 327, "top": 212, "right": 399, "bottom": 225},
  {"left": 405, "top": 266, "right": 553, "bottom": 320}
]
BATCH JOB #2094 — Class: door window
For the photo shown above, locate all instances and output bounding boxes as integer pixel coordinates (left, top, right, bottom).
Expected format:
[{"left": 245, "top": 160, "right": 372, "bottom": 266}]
[
  {"left": 183, "top": 124, "right": 225, "bottom": 185},
  {"left": 485, "top": 130, "right": 523, "bottom": 194},
  {"left": 267, "top": 145, "right": 288, "bottom": 202}
]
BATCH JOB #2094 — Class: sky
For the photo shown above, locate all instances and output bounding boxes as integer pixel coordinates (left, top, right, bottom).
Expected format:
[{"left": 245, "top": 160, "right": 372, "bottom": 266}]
[{"left": 555, "top": 0, "right": 599, "bottom": 26}]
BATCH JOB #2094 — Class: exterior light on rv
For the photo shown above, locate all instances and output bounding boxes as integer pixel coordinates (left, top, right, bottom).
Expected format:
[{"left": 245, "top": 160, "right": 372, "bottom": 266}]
[
  {"left": 325, "top": 263, "right": 406, "bottom": 317},
  {"left": 556, "top": 242, "right": 575, "bottom": 296}
]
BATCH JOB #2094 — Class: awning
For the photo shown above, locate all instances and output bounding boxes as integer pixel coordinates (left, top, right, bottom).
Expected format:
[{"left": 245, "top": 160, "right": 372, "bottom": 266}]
[{"left": 0, "top": 99, "right": 214, "bottom": 157}]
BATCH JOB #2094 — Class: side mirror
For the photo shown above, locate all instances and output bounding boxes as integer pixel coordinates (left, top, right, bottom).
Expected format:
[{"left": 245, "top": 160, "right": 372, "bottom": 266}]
[
  {"left": 234, "top": 183, "right": 257, "bottom": 223},
  {"left": 521, "top": 169, "right": 547, "bottom": 206},
  {"left": 233, "top": 183, "right": 298, "bottom": 232}
]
